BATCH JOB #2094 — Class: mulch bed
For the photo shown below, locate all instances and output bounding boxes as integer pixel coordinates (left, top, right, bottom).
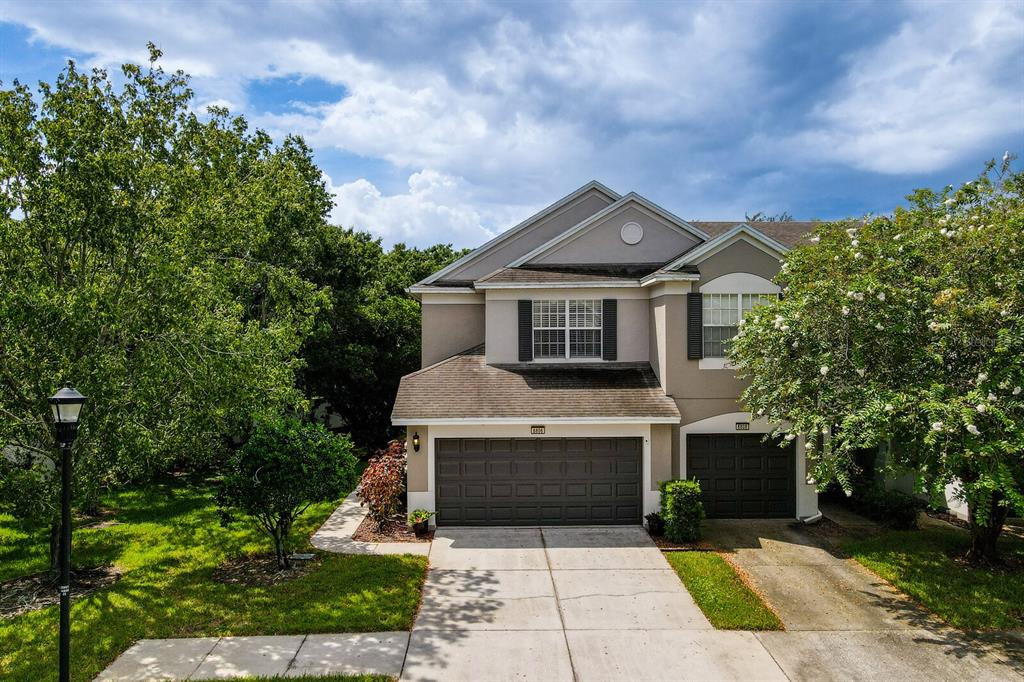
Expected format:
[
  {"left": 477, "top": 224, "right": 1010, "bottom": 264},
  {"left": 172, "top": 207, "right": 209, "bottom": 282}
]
[
  {"left": 1, "top": 566, "right": 121, "bottom": 619},
  {"left": 927, "top": 510, "right": 970, "bottom": 530},
  {"left": 211, "top": 553, "right": 322, "bottom": 587},
  {"left": 353, "top": 514, "right": 433, "bottom": 543},
  {"left": 649, "top": 533, "right": 714, "bottom": 551}
]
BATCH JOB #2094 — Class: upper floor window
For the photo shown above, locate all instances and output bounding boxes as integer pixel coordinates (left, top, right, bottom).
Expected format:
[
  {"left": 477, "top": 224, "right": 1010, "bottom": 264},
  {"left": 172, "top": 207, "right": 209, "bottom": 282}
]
[
  {"left": 702, "top": 293, "right": 776, "bottom": 358},
  {"left": 533, "top": 299, "right": 603, "bottom": 359}
]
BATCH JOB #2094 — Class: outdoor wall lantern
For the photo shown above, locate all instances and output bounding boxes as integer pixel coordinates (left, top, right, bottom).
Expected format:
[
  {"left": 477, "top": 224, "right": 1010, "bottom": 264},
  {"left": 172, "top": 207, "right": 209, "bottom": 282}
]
[
  {"left": 48, "top": 383, "right": 87, "bottom": 682},
  {"left": 412, "top": 432, "right": 421, "bottom": 452}
]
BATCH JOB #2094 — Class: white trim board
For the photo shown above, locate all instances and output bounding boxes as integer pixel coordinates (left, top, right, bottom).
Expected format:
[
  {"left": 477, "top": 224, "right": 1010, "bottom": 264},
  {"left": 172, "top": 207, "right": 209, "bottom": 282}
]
[
  {"left": 417, "top": 181, "right": 621, "bottom": 285},
  {"left": 508, "top": 193, "right": 710, "bottom": 267},
  {"left": 663, "top": 223, "right": 789, "bottom": 270},
  {"left": 391, "top": 416, "right": 681, "bottom": 426}
]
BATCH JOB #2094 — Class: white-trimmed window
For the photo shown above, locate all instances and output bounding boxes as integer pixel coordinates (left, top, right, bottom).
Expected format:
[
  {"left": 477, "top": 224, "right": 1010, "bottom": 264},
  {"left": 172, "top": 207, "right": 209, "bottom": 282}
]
[
  {"left": 533, "top": 299, "right": 602, "bottom": 359},
  {"left": 702, "top": 293, "right": 776, "bottom": 358}
]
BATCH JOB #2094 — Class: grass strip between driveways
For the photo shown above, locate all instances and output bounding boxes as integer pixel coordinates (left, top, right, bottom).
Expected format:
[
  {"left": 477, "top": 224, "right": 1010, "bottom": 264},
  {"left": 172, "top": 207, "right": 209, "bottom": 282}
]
[
  {"left": 842, "top": 525, "right": 1024, "bottom": 630},
  {"left": 0, "top": 481, "right": 427, "bottom": 682},
  {"left": 664, "top": 550, "right": 783, "bottom": 630}
]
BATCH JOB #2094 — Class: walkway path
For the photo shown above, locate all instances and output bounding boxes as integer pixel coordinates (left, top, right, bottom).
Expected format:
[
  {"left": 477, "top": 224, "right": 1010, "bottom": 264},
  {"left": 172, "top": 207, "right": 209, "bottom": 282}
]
[
  {"left": 310, "top": 491, "right": 430, "bottom": 556},
  {"left": 97, "top": 632, "right": 408, "bottom": 680}
]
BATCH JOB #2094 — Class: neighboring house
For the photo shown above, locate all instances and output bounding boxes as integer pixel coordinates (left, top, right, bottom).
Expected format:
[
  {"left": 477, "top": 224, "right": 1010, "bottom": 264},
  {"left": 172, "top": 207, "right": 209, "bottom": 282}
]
[{"left": 392, "top": 181, "right": 820, "bottom": 526}]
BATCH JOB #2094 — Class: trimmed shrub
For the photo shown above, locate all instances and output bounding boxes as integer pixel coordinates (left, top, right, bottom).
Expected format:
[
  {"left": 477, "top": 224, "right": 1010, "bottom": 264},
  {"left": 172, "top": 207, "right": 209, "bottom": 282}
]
[
  {"left": 659, "top": 479, "right": 705, "bottom": 543},
  {"left": 358, "top": 439, "right": 407, "bottom": 530},
  {"left": 217, "top": 417, "right": 358, "bottom": 569},
  {"left": 854, "top": 485, "right": 924, "bottom": 529},
  {"left": 644, "top": 512, "right": 665, "bottom": 536}
]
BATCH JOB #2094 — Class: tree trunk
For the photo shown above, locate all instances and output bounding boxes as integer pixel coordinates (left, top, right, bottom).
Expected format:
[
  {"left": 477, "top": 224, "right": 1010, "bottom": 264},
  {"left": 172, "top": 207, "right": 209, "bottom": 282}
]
[
  {"left": 278, "top": 518, "right": 292, "bottom": 569},
  {"left": 966, "top": 496, "right": 1009, "bottom": 564},
  {"left": 48, "top": 522, "right": 60, "bottom": 578}
]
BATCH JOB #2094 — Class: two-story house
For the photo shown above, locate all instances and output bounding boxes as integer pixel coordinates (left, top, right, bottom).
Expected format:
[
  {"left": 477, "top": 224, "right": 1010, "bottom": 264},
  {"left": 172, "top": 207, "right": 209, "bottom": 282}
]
[{"left": 391, "top": 181, "right": 820, "bottom": 527}]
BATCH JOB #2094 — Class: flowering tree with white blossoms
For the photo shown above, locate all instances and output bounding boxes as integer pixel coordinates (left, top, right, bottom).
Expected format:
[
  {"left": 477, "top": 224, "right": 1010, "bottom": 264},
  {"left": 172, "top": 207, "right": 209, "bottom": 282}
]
[{"left": 730, "top": 157, "right": 1023, "bottom": 563}]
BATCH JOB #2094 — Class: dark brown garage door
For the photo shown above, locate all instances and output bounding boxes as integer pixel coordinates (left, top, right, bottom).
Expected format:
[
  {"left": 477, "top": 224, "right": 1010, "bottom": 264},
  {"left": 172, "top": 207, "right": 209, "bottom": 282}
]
[
  {"left": 435, "top": 437, "right": 642, "bottom": 526},
  {"left": 686, "top": 434, "right": 795, "bottom": 518}
]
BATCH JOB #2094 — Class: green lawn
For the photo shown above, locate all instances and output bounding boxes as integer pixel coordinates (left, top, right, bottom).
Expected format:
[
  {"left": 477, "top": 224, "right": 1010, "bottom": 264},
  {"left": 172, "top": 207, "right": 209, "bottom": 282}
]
[
  {"left": 843, "top": 525, "right": 1024, "bottom": 630},
  {"left": 664, "top": 551, "right": 783, "bottom": 630},
  {"left": 0, "top": 481, "right": 427, "bottom": 682}
]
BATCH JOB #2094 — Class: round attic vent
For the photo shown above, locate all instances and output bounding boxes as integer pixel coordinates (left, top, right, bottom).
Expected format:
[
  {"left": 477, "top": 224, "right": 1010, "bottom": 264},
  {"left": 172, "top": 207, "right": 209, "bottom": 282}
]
[{"left": 620, "top": 221, "right": 643, "bottom": 245}]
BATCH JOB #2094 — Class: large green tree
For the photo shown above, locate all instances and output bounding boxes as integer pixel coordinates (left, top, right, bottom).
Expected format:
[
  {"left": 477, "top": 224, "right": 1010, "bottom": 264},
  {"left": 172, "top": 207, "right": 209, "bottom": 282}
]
[
  {"left": 0, "top": 46, "right": 330, "bottom": 568},
  {"left": 298, "top": 231, "right": 465, "bottom": 449},
  {"left": 731, "top": 158, "right": 1023, "bottom": 563}
]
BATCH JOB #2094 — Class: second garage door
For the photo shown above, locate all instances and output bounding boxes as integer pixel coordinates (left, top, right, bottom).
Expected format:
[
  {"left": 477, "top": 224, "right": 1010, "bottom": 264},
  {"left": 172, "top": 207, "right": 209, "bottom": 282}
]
[
  {"left": 435, "top": 437, "right": 642, "bottom": 526},
  {"left": 686, "top": 433, "right": 795, "bottom": 518}
]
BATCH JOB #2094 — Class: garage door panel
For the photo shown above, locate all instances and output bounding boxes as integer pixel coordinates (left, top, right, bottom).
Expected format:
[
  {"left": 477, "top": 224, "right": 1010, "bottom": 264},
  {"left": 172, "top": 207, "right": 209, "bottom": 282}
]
[
  {"left": 490, "top": 461, "right": 512, "bottom": 476},
  {"left": 687, "top": 434, "right": 795, "bottom": 519},
  {"left": 616, "top": 459, "right": 640, "bottom": 475},
  {"left": 436, "top": 437, "right": 642, "bottom": 526}
]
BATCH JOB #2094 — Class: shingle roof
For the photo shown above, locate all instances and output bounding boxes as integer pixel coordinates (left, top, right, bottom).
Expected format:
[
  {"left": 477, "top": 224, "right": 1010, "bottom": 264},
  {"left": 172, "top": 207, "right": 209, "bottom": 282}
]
[
  {"left": 690, "top": 221, "right": 817, "bottom": 247},
  {"left": 476, "top": 267, "right": 642, "bottom": 285},
  {"left": 391, "top": 346, "right": 680, "bottom": 422}
]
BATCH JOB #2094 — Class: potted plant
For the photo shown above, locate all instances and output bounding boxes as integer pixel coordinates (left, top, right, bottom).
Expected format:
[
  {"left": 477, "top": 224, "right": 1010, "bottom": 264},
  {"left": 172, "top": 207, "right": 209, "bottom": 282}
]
[{"left": 408, "top": 509, "right": 435, "bottom": 537}]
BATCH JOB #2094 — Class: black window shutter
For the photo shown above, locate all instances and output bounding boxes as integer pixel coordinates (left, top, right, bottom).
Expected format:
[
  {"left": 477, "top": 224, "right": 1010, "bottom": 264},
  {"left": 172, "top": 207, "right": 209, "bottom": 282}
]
[
  {"left": 518, "top": 300, "right": 533, "bottom": 362},
  {"left": 602, "top": 299, "right": 617, "bottom": 361},
  {"left": 687, "top": 293, "right": 703, "bottom": 359}
]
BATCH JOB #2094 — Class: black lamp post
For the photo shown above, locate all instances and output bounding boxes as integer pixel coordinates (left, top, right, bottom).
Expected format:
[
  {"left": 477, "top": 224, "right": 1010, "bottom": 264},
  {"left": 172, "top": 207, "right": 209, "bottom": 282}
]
[{"left": 48, "top": 384, "right": 86, "bottom": 682}]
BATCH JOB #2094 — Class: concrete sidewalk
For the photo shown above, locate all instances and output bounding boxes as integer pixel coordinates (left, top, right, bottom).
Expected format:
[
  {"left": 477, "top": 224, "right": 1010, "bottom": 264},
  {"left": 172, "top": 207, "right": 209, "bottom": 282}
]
[
  {"left": 310, "top": 491, "right": 430, "bottom": 556},
  {"left": 97, "top": 632, "right": 409, "bottom": 680}
]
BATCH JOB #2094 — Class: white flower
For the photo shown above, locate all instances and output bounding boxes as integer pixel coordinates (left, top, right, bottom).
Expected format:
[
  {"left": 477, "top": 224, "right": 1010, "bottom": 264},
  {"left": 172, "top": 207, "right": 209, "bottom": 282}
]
[
  {"left": 855, "top": 292, "right": 864, "bottom": 301},
  {"left": 943, "top": 198, "right": 955, "bottom": 206},
  {"left": 854, "top": 252, "right": 863, "bottom": 259},
  {"left": 820, "top": 365, "right": 830, "bottom": 376},
  {"left": 757, "top": 409, "right": 765, "bottom": 416},
  {"left": 875, "top": 323, "right": 884, "bottom": 330},
  {"left": 977, "top": 372, "right": 988, "bottom": 383},
  {"left": 966, "top": 424, "right": 980, "bottom": 436},
  {"left": 846, "top": 227, "right": 858, "bottom": 237},
  {"left": 976, "top": 403, "right": 987, "bottom": 413},
  {"left": 939, "top": 216, "right": 949, "bottom": 225},
  {"left": 988, "top": 392, "right": 997, "bottom": 402},
  {"left": 894, "top": 233, "right": 902, "bottom": 241},
  {"left": 877, "top": 292, "right": 885, "bottom": 301},
  {"left": 792, "top": 340, "right": 799, "bottom": 348},
  {"left": 931, "top": 421, "right": 944, "bottom": 431},
  {"left": 856, "top": 368, "right": 866, "bottom": 377},
  {"left": 940, "top": 228, "right": 948, "bottom": 236},
  {"left": 784, "top": 433, "right": 796, "bottom": 441},
  {"left": 1013, "top": 386, "right": 1022, "bottom": 396},
  {"left": 852, "top": 239, "right": 859, "bottom": 247},
  {"left": 884, "top": 404, "right": 894, "bottom": 412},
  {"left": 897, "top": 246, "right": 904, "bottom": 252},
  {"left": 810, "top": 235, "right": 820, "bottom": 243},
  {"left": 842, "top": 307, "right": 850, "bottom": 316}
]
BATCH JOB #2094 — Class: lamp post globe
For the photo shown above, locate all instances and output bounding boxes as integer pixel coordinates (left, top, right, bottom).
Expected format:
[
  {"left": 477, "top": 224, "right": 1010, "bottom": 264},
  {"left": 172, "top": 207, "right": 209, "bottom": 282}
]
[{"left": 48, "top": 384, "right": 86, "bottom": 682}]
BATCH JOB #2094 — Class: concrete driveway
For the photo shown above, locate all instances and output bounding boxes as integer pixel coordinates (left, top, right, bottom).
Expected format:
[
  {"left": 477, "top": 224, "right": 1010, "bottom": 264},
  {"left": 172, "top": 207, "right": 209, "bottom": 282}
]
[
  {"left": 704, "top": 519, "right": 1024, "bottom": 681},
  {"left": 401, "top": 526, "right": 784, "bottom": 682}
]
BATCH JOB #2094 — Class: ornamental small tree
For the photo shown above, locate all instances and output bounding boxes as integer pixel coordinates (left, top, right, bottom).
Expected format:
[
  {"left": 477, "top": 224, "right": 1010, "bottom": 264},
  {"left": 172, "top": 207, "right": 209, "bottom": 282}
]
[
  {"left": 730, "top": 157, "right": 1023, "bottom": 563},
  {"left": 358, "top": 439, "right": 407, "bottom": 530},
  {"left": 218, "top": 417, "right": 357, "bottom": 569}
]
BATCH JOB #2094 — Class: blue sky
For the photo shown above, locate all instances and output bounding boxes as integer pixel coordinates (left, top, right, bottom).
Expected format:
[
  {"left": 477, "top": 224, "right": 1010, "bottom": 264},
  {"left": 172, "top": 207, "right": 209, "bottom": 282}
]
[{"left": 0, "top": 1, "right": 1021, "bottom": 248}]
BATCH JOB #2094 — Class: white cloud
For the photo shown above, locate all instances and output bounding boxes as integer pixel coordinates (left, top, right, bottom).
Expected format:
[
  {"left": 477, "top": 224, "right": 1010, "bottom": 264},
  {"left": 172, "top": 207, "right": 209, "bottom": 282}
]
[
  {"left": 329, "top": 170, "right": 496, "bottom": 248},
  {"left": 784, "top": 1, "right": 1023, "bottom": 174}
]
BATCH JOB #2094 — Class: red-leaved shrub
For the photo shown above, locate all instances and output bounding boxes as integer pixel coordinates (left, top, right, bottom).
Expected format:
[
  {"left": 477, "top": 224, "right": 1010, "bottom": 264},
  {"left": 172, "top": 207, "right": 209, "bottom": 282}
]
[{"left": 357, "top": 439, "right": 407, "bottom": 530}]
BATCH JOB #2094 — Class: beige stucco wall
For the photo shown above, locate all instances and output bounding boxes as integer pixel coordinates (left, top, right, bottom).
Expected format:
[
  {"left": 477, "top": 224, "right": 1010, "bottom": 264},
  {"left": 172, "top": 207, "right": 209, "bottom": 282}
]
[
  {"left": 406, "top": 426, "right": 429, "bottom": 492},
  {"left": 485, "top": 299, "right": 519, "bottom": 364},
  {"left": 651, "top": 424, "right": 673, "bottom": 490},
  {"left": 421, "top": 302, "right": 485, "bottom": 367},
  {"left": 695, "top": 239, "right": 781, "bottom": 287},
  {"left": 485, "top": 289, "right": 648, "bottom": 364},
  {"left": 532, "top": 204, "right": 700, "bottom": 265},
  {"left": 444, "top": 190, "right": 615, "bottom": 282}
]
